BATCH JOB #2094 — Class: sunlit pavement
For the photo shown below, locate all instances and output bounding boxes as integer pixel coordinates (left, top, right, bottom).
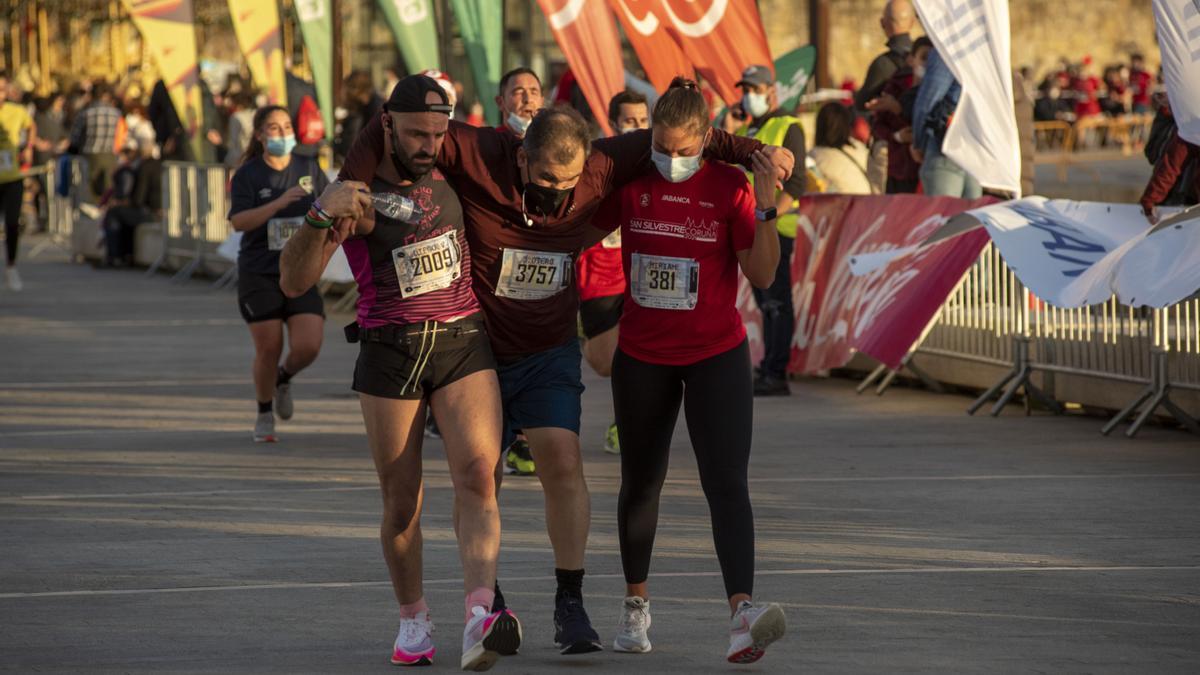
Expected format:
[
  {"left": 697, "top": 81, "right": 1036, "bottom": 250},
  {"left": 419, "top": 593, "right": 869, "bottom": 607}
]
[{"left": 2, "top": 237, "right": 1199, "bottom": 673}]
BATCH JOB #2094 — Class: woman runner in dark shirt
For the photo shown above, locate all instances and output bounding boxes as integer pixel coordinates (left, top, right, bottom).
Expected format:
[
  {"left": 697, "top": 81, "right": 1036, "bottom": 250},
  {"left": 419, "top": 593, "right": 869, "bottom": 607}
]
[{"left": 227, "top": 106, "right": 329, "bottom": 442}]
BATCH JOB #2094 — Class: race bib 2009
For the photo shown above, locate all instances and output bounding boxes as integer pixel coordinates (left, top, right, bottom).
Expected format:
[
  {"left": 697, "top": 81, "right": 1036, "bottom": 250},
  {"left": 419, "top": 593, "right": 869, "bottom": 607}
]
[
  {"left": 391, "top": 231, "right": 462, "bottom": 298},
  {"left": 494, "top": 248, "right": 572, "bottom": 300},
  {"left": 630, "top": 252, "right": 699, "bottom": 310},
  {"left": 267, "top": 217, "right": 305, "bottom": 251}
]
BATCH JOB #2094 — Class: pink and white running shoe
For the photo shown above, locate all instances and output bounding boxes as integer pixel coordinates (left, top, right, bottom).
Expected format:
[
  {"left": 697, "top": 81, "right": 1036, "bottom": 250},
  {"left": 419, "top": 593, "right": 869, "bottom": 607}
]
[
  {"left": 461, "top": 606, "right": 522, "bottom": 671},
  {"left": 390, "top": 611, "right": 435, "bottom": 666}
]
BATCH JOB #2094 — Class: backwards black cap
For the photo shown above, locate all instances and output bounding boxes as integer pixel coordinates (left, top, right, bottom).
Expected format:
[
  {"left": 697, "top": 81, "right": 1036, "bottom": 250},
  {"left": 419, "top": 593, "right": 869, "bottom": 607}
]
[{"left": 385, "top": 74, "right": 453, "bottom": 115}]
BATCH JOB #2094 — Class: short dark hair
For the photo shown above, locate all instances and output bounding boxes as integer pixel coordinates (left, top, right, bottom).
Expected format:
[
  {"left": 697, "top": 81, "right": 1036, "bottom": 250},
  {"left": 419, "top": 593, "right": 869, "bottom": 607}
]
[
  {"left": 1131, "top": 53, "right": 1145, "bottom": 63},
  {"left": 523, "top": 105, "right": 590, "bottom": 166},
  {"left": 92, "top": 80, "right": 112, "bottom": 100},
  {"left": 651, "top": 77, "right": 708, "bottom": 135},
  {"left": 912, "top": 36, "right": 933, "bottom": 55},
  {"left": 499, "top": 67, "right": 540, "bottom": 96},
  {"left": 814, "top": 102, "right": 854, "bottom": 149},
  {"left": 607, "top": 90, "right": 648, "bottom": 125}
]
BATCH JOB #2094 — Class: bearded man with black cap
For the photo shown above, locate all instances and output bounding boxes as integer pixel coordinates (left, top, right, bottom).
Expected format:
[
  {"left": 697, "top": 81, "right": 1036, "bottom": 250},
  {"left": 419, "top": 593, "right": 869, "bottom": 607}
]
[
  {"left": 335, "top": 85, "right": 796, "bottom": 661},
  {"left": 280, "top": 75, "right": 521, "bottom": 671}
]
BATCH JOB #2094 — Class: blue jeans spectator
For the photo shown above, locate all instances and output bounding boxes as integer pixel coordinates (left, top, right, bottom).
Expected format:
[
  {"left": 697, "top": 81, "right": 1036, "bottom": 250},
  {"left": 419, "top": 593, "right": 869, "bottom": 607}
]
[{"left": 919, "top": 145, "right": 982, "bottom": 198}]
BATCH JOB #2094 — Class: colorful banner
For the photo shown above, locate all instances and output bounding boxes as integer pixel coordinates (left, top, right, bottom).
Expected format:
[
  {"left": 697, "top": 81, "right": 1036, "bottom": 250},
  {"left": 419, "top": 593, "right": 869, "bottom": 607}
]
[
  {"left": 450, "top": 0, "right": 502, "bottom": 122},
  {"left": 607, "top": 0, "right": 695, "bottom": 94},
  {"left": 968, "top": 198, "right": 1200, "bottom": 309},
  {"left": 227, "top": 0, "right": 287, "bottom": 105},
  {"left": 121, "top": 0, "right": 204, "bottom": 159},
  {"left": 535, "top": 0, "right": 626, "bottom": 137},
  {"left": 1152, "top": 0, "right": 1200, "bottom": 145},
  {"left": 294, "top": 0, "right": 334, "bottom": 140},
  {"left": 378, "top": 0, "right": 442, "bottom": 73},
  {"left": 738, "top": 194, "right": 992, "bottom": 372},
  {"left": 773, "top": 45, "right": 817, "bottom": 113},
  {"left": 914, "top": 0, "right": 1022, "bottom": 196}
]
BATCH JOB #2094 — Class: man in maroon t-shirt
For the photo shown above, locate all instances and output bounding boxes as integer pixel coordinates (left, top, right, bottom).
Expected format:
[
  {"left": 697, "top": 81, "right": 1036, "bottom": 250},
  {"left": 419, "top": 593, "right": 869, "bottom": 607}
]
[{"left": 338, "top": 104, "right": 794, "bottom": 657}]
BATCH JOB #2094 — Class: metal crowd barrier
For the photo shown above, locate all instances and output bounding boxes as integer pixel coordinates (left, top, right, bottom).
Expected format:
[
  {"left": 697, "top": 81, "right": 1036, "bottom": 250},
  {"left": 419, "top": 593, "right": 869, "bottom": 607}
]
[
  {"left": 918, "top": 243, "right": 1200, "bottom": 437},
  {"left": 28, "top": 159, "right": 83, "bottom": 260},
  {"left": 1033, "top": 113, "right": 1156, "bottom": 181},
  {"left": 145, "top": 161, "right": 233, "bottom": 283}
]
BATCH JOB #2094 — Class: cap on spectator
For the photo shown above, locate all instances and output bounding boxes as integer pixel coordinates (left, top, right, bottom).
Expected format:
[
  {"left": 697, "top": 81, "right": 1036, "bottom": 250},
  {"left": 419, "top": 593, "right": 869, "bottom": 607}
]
[
  {"left": 736, "top": 65, "right": 774, "bottom": 88},
  {"left": 385, "top": 74, "right": 453, "bottom": 115}
]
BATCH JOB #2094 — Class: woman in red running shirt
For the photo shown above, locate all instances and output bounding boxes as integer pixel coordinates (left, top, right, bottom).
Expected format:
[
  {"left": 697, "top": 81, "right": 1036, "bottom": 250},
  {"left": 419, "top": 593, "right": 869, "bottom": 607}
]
[{"left": 594, "top": 78, "right": 787, "bottom": 664}]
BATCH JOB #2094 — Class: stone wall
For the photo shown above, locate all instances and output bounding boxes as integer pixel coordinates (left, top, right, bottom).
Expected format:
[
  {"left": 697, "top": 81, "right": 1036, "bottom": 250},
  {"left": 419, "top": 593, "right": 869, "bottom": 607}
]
[{"left": 758, "top": 0, "right": 1160, "bottom": 90}]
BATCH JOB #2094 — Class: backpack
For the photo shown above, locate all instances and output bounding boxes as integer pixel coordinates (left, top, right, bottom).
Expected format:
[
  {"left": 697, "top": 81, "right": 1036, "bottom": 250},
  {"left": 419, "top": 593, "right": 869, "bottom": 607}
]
[{"left": 296, "top": 95, "right": 325, "bottom": 145}]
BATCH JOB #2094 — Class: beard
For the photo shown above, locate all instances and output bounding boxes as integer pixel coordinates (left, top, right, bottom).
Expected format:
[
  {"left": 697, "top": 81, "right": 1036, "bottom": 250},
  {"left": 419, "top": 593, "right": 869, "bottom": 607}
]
[{"left": 390, "top": 136, "right": 435, "bottom": 181}]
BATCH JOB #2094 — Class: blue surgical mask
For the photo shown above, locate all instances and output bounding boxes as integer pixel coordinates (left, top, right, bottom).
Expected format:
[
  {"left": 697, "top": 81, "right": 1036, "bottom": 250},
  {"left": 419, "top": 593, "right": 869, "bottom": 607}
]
[
  {"left": 742, "top": 92, "right": 770, "bottom": 118},
  {"left": 651, "top": 147, "right": 703, "bottom": 183},
  {"left": 506, "top": 112, "right": 532, "bottom": 136},
  {"left": 265, "top": 134, "right": 296, "bottom": 157}
]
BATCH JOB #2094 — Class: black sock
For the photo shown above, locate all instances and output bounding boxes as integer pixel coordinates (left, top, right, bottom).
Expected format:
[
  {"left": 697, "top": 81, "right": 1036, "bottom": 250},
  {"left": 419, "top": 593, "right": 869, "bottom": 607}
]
[
  {"left": 257, "top": 400, "right": 273, "bottom": 414},
  {"left": 555, "top": 568, "right": 584, "bottom": 602},
  {"left": 276, "top": 366, "right": 293, "bottom": 386},
  {"left": 492, "top": 581, "right": 506, "bottom": 612}
]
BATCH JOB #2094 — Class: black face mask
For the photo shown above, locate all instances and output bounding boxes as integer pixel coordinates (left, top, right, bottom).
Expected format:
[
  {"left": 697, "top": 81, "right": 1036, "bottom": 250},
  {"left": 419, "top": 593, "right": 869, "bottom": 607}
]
[{"left": 523, "top": 181, "right": 571, "bottom": 217}]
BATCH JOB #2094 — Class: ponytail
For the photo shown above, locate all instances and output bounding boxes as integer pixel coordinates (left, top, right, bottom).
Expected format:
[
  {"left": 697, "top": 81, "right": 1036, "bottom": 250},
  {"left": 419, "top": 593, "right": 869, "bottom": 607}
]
[
  {"left": 239, "top": 105, "right": 289, "bottom": 167},
  {"left": 652, "top": 77, "right": 709, "bottom": 135}
]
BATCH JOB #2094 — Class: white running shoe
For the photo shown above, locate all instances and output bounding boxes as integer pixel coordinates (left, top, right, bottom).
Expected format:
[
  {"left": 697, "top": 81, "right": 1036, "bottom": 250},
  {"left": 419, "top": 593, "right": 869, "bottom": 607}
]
[
  {"left": 461, "top": 606, "right": 522, "bottom": 671},
  {"left": 252, "top": 412, "right": 277, "bottom": 443},
  {"left": 391, "top": 611, "right": 436, "bottom": 666},
  {"left": 5, "top": 267, "right": 22, "bottom": 291},
  {"left": 274, "top": 381, "right": 293, "bottom": 420},
  {"left": 612, "top": 596, "right": 652, "bottom": 653},
  {"left": 726, "top": 601, "right": 786, "bottom": 664}
]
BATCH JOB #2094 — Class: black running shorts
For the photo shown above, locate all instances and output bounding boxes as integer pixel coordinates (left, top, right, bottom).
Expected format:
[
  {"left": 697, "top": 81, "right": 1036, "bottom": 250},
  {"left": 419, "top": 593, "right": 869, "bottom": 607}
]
[
  {"left": 353, "top": 319, "right": 496, "bottom": 401},
  {"left": 579, "top": 294, "right": 623, "bottom": 339},
  {"left": 237, "top": 271, "right": 325, "bottom": 323}
]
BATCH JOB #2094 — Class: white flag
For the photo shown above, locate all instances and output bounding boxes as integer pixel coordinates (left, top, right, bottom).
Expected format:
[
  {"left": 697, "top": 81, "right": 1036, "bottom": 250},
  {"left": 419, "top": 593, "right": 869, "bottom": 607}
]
[
  {"left": 1153, "top": 0, "right": 1200, "bottom": 145},
  {"left": 914, "top": 0, "right": 1021, "bottom": 196},
  {"left": 968, "top": 198, "right": 1198, "bottom": 308}
]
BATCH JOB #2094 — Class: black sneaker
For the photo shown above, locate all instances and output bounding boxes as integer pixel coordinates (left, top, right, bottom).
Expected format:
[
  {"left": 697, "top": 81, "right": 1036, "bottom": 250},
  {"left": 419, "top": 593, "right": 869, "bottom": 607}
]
[
  {"left": 553, "top": 595, "right": 603, "bottom": 655},
  {"left": 753, "top": 374, "right": 791, "bottom": 396}
]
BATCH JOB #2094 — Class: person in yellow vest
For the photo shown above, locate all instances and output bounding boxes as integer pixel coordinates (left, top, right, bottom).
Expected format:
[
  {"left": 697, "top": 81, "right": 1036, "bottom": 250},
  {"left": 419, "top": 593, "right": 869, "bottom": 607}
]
[{"left": 735, "top": 65, "right": 806, "bottom": 396}]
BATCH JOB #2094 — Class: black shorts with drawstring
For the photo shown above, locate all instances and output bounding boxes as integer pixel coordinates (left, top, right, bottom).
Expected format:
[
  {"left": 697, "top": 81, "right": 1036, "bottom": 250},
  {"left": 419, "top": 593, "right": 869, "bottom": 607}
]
[{"left": 351, "top": 315, "right": 495, "bottom": 401}]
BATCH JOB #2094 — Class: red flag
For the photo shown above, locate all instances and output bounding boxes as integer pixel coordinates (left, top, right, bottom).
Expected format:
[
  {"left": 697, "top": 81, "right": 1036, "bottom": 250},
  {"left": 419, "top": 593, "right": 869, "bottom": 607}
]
[
  {"left": 613, "top": 0, "right": 772, "bottom": 105},
  {"left": 607, "top": 0, "right": 694, "bottom": 93},
  {"left": 535, "top": 0, "right": 625, "bottom": 137}
]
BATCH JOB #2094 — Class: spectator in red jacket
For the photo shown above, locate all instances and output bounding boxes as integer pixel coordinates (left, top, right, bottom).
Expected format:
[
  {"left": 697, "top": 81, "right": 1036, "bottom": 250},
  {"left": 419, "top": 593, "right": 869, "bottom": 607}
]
[
  {"left": 1072, "top": 59, "right": 1102, "bottom": 120},
  {"left": 1129, "top": 53, "right": 1154, "bottom": 114},
  {"left": 1140, "top": 134, "right": 1199, "bottom": 225}
]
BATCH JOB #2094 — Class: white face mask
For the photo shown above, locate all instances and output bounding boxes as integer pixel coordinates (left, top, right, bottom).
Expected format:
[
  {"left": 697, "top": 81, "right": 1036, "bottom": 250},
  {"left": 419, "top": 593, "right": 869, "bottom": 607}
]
[
  {"left": 743, "top": 91, "right": 770, "bottom": 118},
  {"left": 651, "top": 144, "right": 704, "bottom": 183},
  {"left": 619, "top": 125, "right": 641, "bottom": 135},
  {"left": 914, "top": 65, "right": 927, "bottom": 80},
  {"left": 506, "top": 111, "right": 532, "bottom": 136}
]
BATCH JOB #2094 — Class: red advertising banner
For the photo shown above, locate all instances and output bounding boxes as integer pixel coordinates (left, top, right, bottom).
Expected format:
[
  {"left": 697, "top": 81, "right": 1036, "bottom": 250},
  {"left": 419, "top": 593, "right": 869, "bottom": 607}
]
[
  {"left": 738, "top": 194, "right": 992, "bottom": 373},
  {"left": 536, "top": 0, "right": 626, "bottom": 136}
]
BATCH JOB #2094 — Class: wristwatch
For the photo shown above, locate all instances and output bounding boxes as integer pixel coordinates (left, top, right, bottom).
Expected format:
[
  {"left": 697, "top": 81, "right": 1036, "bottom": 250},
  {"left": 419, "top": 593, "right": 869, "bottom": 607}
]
[{"left": 755, "top": 206, "right": 777, "bottom": 221}]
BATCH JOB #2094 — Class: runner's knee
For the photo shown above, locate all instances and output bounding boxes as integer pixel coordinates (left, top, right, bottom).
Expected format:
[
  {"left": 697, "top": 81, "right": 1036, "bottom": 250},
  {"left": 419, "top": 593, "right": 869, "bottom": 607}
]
[{"left": 452, "top": 455, "right": 497, "bottom": 502}]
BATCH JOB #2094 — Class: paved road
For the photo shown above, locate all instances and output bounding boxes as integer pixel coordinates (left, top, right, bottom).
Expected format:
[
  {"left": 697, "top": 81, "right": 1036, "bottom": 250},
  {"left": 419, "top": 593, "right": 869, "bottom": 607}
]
[{"left": 2, "top": 242, "right": 1199, "bottom": 673}]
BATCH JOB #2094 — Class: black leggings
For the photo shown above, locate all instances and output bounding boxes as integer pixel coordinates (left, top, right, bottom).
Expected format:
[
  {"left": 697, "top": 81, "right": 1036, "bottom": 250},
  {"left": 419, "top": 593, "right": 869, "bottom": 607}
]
[
  {"left": 1, "top": 179, "right": 21, "bottom": 265},
  {"left": 613, "top": 339, "right": 755, "bottom": 598}
]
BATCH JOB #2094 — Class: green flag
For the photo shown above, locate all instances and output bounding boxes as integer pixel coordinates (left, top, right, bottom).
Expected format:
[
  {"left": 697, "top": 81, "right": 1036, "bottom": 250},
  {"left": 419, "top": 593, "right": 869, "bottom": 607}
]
[
  {"left": 449, "top": 0, "right": 502, "bottom": 122},
  {"left": 294, "top": 0, "right": 335, "bottom": 140},
  {"left": 774, "top": 45, "right": 818, "bottom": 112},
  {"left": 378, "top": 0, "right": 442, "bottom": 73}
]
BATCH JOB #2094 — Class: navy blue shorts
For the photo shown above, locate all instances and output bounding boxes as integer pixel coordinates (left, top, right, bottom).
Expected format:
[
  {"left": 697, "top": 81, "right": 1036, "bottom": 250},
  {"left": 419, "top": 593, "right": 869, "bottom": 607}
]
[{"left": 497, "top": 339, "right": 585, "bottom": 448}]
